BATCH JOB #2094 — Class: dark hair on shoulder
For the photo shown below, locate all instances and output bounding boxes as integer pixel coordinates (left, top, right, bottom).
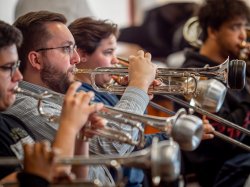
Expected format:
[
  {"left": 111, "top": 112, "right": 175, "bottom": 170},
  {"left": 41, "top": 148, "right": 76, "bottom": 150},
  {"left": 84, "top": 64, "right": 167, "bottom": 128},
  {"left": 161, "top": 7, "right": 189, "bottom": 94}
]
[
  {"left": 13, "top": 10, "right": 67, "bottom": 73},
  {"left": 0, "top": 20, "right": 22, "bottom": 49},
  {"left": 68, "top": 17, "right": 119, "bottom": 54},
  {"left": 198, "top": 0, "right": 250, "bottom": 41}
]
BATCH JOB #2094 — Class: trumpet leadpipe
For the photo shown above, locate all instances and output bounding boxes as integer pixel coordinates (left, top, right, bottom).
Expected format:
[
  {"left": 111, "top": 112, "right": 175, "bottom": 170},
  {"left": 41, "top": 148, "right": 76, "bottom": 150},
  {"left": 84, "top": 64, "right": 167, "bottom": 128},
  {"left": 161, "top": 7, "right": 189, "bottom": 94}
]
[{"left": 74, "top": 57, "right": 246, "bottom": 94}]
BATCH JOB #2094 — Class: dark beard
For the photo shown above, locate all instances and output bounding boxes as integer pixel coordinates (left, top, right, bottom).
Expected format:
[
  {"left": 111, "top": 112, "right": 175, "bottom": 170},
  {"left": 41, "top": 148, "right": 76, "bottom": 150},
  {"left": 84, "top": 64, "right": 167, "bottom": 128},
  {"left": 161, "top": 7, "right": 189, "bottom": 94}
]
[{"left": 41, "top": 63, "right": 72, "bottom": 94}]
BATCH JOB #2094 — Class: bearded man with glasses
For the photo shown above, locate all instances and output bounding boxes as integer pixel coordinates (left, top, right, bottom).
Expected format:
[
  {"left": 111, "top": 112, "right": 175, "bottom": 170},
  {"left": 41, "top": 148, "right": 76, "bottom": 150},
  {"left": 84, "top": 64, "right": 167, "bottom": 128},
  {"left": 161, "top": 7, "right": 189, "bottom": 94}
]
[{"left": 4, "top": 10, "right": 157, "bottom": 186}]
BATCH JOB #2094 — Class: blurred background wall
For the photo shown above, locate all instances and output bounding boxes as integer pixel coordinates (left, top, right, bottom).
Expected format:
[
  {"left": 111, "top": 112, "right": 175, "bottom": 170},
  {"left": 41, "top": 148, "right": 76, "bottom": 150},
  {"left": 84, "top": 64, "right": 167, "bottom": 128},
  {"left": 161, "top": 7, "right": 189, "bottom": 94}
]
[{"left": 1, "top": 0, "right": 249, "bottom": 27}]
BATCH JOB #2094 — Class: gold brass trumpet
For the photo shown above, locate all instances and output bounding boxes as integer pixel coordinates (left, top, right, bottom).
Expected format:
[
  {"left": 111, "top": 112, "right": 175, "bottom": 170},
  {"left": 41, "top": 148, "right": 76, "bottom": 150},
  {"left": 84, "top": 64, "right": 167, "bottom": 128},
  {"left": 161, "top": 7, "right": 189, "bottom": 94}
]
[
  {"left": 0, "top": 138, "right": 181, "bottom": 187},
  {"left": 73, "top": 57, "right": 246, "bottom": 92},
  {"left": 14, "top": 87, "right": 203, "bottom": 151}
]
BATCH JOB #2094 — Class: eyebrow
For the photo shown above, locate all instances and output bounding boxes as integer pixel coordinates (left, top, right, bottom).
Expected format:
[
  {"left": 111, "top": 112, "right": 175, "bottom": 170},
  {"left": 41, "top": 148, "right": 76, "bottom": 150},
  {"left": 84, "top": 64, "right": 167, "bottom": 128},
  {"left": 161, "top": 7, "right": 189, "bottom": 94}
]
[{"left": 61, "top": 41, "right": 74, "bottom": 46}]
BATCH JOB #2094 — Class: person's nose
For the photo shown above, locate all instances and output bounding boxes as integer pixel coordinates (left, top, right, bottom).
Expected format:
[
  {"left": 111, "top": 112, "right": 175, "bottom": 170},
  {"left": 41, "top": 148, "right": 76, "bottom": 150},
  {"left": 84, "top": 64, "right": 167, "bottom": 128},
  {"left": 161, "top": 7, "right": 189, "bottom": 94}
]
[
  {"left": 70, "top": 49, "right": 80, "bottom": 65},
  {"left": 111, "top": 56, "right": 119, "bottom": 65},
  {"left": 239, "top": 27, "right": 247, "bottom": 41},
  {"left": 11, "top": 69, "right": 23, "bottom": 82}
]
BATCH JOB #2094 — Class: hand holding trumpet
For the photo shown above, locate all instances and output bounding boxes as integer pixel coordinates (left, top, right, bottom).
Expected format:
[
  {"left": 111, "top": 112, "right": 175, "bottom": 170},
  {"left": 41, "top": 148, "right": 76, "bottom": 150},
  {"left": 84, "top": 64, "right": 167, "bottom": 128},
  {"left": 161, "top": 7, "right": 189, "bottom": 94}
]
[
  {"left": 59, "top": 81, "right": 106, "bottom": 136},
  {"left": 127, "top": 50, "right": 157, "bottom": 93},
  {"left": 113, "top": 50, "right": 159, "bottom": 99}
]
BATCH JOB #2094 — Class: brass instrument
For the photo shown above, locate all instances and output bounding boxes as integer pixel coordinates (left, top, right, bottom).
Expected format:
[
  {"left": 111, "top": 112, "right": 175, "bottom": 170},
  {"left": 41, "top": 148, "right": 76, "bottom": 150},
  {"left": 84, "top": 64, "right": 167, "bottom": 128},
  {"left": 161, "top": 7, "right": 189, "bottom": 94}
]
[
  {"left": 14, "top": 87, "right": 203, "bottom": 151},
  {"left": 0, "top": 139, "right": 181, "bottom": 187},
  {"left": 183, "top": 16, "right": 202, "bottom": 48},
  {"left": 74, "top": 57, "right": 246, "bottom": 92},
  {"left": 157, "top": 95, "right": 250, "bottom": 152}
]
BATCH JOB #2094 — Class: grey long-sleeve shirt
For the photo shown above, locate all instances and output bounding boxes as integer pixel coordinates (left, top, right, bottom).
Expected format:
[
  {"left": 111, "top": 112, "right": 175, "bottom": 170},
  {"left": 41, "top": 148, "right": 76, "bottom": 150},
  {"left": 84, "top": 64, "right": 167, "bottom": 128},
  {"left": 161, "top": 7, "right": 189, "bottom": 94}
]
[{"left": 4, "top": 81, "right": 149, "bottom": 185}]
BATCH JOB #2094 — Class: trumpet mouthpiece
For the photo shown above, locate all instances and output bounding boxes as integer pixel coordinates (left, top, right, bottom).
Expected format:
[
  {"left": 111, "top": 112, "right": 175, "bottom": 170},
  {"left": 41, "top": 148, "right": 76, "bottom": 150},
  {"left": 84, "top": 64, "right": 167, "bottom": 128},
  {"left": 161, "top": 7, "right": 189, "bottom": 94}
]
[{"left": 240, "top": 41, "right": 247, "bottom": 48}]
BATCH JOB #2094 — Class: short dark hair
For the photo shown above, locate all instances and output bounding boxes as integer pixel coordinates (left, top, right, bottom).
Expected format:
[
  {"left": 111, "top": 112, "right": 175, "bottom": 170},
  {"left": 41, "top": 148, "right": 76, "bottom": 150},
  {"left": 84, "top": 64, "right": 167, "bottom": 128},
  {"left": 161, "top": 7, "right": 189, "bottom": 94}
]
[
  {"left": 0, "top": 20, "right": 22, "bottom": 49},
  {"left": 13, "top": 11, "right": 67, "bottom": 73},
  {"left": 198, "top": 0, "right": 250, "bottom": 41},
  {"left": 68, "top": 17, "right": 119, "bottom": 54}
]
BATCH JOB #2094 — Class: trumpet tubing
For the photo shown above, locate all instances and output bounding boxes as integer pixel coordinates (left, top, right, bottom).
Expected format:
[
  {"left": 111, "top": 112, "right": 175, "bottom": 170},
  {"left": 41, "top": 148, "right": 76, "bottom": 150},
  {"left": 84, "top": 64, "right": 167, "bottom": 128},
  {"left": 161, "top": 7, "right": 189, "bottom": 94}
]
[
  {"left": 0, "top": 139, "right": 181, "bottom": 185},
  {"left": 14, "top": 87, "right": 203, "bottom": 151},
  {"left": 73, "top": 57, "right": 246, "bottom": 92}
]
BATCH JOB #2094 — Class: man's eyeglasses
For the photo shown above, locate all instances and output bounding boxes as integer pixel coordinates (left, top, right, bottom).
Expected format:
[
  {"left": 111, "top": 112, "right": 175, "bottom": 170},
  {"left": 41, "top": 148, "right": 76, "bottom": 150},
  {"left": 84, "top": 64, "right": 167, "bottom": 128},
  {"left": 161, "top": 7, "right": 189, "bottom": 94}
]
[
  {"left": 0, "top": 60, "right": 21, "bottom": 77},
  {"left": 35, "top": 44, "right": 77, "bottom": 57}
]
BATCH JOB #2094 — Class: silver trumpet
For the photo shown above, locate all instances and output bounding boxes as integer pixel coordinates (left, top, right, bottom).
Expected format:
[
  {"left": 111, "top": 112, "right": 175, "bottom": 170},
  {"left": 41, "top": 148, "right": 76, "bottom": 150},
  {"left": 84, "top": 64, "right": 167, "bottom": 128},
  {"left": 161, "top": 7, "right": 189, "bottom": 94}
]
[
  {"left": 14, "top": 87, "right": 203, "bottom": 151},
  {"left": 0, "top": 138, "right": 181, "bottom": 187},
  {"left": 73, "top": 57, "right": 246, "bottom": 93}
]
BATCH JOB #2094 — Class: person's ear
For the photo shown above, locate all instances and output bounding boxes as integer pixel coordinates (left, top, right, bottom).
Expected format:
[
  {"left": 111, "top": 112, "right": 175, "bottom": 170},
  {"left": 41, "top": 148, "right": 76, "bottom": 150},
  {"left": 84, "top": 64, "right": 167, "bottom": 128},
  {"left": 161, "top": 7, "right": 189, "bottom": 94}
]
[
  {"left": 77, "top": 49, "right": 88, "bottom": 63},
  {"left": 208, "top": 26, "right": 218, "bottom": 40},
  {"left": 28, "top": 51, "right": 42, "bottom": 70}
]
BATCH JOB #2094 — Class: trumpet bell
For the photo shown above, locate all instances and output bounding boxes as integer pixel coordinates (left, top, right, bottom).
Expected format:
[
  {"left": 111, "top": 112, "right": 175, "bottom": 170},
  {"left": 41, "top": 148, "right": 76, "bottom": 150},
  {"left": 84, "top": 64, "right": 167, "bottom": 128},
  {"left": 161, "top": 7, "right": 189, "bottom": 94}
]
[
  {"left": 194, "top": 79, "right": 226, "bottom": 113},
  {"left": 151, "top": 139, "right": 181, "bottom": 185},
  {"left": 171, "top": 113, "right": 203, "bottom": 151},
  {"left": 228, "top": 59, "right": 246, "bottom": 89}
]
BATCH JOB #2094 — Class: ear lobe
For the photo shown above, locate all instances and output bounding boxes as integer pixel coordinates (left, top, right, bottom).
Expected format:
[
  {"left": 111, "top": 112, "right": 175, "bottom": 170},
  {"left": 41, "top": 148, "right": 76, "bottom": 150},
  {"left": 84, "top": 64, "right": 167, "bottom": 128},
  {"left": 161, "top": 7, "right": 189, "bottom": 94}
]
[
  {"left": 28, "top": 51, "right": 42, "bottom": 70},
  {"left": 77, "top": 49, "right": 88, "bottom": 63}
]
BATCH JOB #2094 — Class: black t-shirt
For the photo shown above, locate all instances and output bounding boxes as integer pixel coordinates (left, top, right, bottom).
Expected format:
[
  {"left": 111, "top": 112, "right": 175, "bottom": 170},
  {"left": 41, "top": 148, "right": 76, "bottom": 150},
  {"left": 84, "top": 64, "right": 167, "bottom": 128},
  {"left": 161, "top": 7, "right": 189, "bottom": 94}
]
[
  {"left": 0, "top": 113, "right": 35, "bottom": 179},
  {"left": 178, "top": 49, "right": 250, "bottom": 187}
]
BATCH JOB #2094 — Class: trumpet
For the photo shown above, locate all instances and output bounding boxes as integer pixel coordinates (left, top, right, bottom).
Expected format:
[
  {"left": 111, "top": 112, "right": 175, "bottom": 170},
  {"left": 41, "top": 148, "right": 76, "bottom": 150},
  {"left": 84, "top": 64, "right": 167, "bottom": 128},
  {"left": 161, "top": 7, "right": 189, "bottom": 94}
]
[
  {"left": 73, "top": 57, "right": 246, "bottom": 92},
  {"left": 14, "top": 87, "right": 203, "bottom": 151},
  {"left": 0, "top": 138, "right": 181, "bottom": 186}
]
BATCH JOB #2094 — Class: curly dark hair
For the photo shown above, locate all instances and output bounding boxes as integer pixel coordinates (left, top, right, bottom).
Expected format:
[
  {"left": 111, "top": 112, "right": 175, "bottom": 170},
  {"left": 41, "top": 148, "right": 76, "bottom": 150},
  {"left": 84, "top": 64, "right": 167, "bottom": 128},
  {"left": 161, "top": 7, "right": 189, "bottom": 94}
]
[
  {"left": 198, "top": 0, "right": 250, "bottom": 41},
  {"left": 0, "top": 20, "right": 22, "bottom": 49},
  {"left": 68, "top": 17, "right": 119, "bottom": 54},
  {"left": 13, "top": 11, "right": 67, "bottom": 73}
]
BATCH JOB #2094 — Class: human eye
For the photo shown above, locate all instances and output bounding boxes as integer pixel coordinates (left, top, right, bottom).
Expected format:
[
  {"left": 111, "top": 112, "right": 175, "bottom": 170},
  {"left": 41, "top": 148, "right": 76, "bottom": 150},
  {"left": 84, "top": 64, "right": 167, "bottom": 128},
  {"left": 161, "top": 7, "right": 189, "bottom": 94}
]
[
  {"left": 103, "top": 49, "right": 114, "bottom": 56},
  {"left": 62, "top": 45, "right": 72, "bottom": 54},
  {"left": 0, "top": 64, "right": 13, "bottom": 71},
  {"left": 230, "top": 23, "right": 242, "bottom": 31}
]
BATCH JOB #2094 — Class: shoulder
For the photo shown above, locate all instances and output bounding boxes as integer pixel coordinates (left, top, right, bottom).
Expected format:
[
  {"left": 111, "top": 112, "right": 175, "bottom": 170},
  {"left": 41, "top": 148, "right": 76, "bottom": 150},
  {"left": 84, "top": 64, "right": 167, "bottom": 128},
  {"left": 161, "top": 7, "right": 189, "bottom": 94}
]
[
  {"left": 0, "top": 113, "right": 35, "bottom": 143},
  {"left": 183, "top": 48, "right": 216, "bottom": 68}
]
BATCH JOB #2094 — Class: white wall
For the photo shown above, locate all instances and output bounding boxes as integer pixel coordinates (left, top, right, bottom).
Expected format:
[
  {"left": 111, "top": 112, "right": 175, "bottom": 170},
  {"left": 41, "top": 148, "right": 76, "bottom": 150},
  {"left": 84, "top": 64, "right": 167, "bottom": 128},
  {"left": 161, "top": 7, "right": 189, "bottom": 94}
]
[
  {"left": 0, "top": 0, "right": 249, "bottom": 26},
  {"left": 87, "top": 0, "right": 129, "bottom": 27},
  {"left": 0, "top": 0, "right": 129, "bottom": 27},
  {"left": 0, "top": 0, "right": 18, "bottom": 23}
]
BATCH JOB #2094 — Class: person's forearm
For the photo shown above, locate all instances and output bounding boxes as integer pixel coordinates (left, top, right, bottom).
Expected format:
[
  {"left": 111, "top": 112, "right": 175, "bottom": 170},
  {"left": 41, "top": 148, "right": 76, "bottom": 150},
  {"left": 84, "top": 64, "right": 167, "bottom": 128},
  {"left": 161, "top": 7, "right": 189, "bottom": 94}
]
[
  {"left": 52, "top": 122, "right": 78, "bottom": 173},
  {"left": 89, "top": 86, "right": 149, "bottom": 156},
  {"left": 0, "top": 172, "right": 18, "bottom": 183},
  {"left": 72, "top": 140, "right": 89, "bottom": 178}
]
